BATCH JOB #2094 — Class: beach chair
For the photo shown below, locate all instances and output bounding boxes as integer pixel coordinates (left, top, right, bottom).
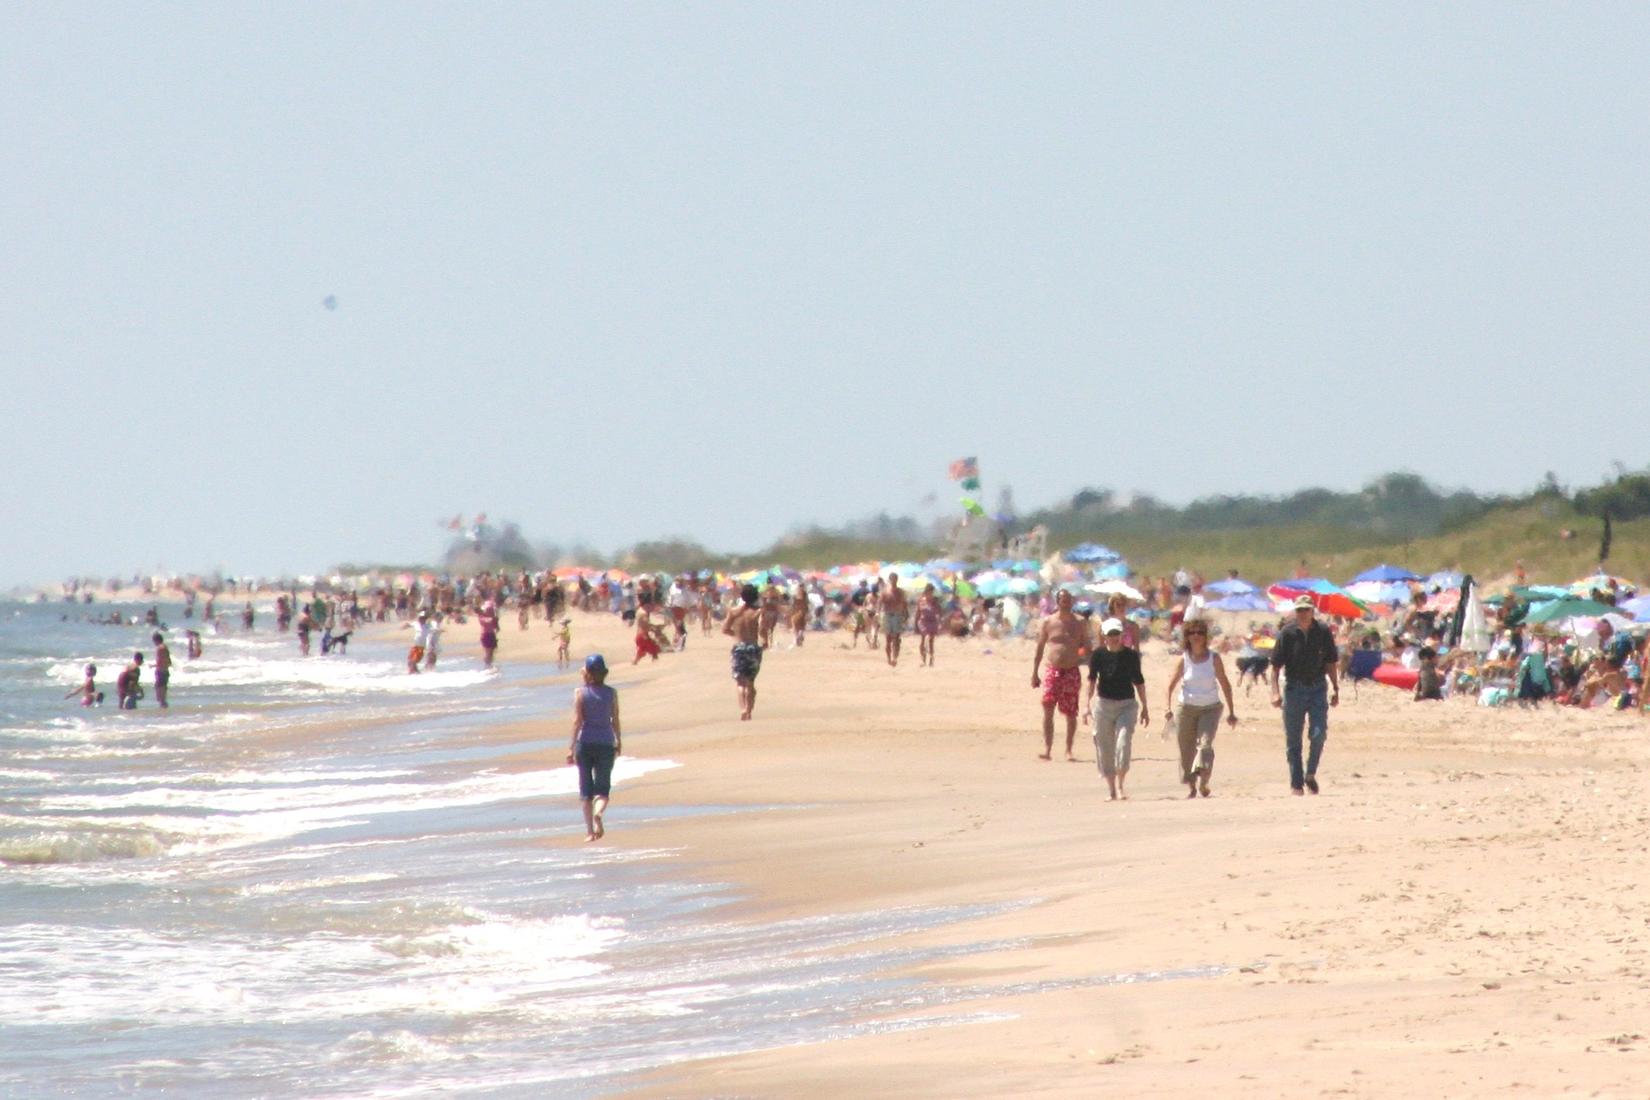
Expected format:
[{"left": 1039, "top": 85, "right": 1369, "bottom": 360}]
[{"left": 1347, "top": 649, "right": 1382, "bottom": 698}]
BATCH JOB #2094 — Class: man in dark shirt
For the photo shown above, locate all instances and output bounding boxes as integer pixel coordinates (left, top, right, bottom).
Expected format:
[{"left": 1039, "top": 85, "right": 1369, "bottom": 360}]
[
  {"left": 1269, "top": 595, "right": 1340, "bottom": 795},
  {"left": 1085, "top": 617, "right": 1150, "bottom": 800}
]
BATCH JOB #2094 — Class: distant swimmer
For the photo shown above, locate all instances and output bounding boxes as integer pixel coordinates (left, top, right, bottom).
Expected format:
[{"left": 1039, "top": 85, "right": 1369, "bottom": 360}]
[
  {"left": 566, "top": 654, "right": 621, "bottom": 842},
  {"left": 151, "top": 632, "right": 172, "bottom": 708},
  {"left": 242, "top": 602, "right": 255, "bottom": 631},
  {"left": 116, "top": 652, "right": 144, "bottom": 710},
  {"left": 296, "top": 609, "right": 315, "bottom": 656},
  {"left": 1031, "top": 588, "right": 1084, "bottom": 761},
  {"left": 723, "top": 583, "right": 763, "bottom": 721},
  {"left": 64, "top": 663, "right": 100, "bottom": 707}
]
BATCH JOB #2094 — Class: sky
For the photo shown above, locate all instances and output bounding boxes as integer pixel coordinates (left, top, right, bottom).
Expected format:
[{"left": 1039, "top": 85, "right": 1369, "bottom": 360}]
[{"left": 4, "top": 3, "right": 1648, "bottom": 584}]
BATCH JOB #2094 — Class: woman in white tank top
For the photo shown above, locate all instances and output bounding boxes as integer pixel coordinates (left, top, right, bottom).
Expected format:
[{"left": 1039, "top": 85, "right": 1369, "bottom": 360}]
[{"left": 1164, "top": 622, "right": 1238, "bottom": 799}]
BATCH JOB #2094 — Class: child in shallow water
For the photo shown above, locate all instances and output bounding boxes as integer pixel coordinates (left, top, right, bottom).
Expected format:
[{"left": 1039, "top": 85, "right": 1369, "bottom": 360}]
[{"left": 64, "top": 663, "right": 98, "bottom": 706}]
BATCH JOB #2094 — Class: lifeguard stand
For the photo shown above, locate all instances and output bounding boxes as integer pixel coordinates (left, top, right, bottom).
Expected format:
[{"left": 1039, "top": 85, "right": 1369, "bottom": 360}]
[{"left": 947, "top": 514, "right": 999, "bottom": 564}]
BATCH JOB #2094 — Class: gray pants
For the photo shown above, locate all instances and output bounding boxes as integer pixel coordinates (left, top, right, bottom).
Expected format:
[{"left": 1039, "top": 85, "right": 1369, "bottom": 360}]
[
  {"left": 1092, "top": 697, "right": 1139, "bottom": 778},
  {"left": 1176, "top": 702, "right": 1222, "bottom": 784}
]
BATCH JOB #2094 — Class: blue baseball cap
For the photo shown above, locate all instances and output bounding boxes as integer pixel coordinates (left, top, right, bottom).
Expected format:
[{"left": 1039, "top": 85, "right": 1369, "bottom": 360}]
[{"left": 584, "top": 653, "right": 607, "bottom": 674}]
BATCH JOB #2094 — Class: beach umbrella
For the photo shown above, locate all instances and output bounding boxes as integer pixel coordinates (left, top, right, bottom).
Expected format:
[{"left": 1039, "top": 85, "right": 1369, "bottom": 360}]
[
  {"left": 1524, "top": 596, "right": 1619, "bottom": 625},
  {"left": 1004, "top": 577, "right": 1042, "bottom": 596},
  {"left": 1210, "top": 592, "right": 1274, "bottom": 613},
  {"left": 1512, "top": 585, "right": 1570, "bottom": 601},
  {"left": 1094, "top": 561, "right": 1132, "bottom": 580},
  {"left": 1569, "top": 573, "right": 1633, "bottom": 596},
  {"left": 1350, "top": 564, "right": 1422, "bottom": 584},
  {"left": 1268, "top": 578, "right": 1371, "bottom": 620},
  {"left": 1206, "top": 578, "right": 1257, "bottom": 596},
  {"left": 1065, "top": 542, "right": 1122, "bottom": 564},
  {"left": 1085, "top": 579, "right": 1145, "bottom": 601},
  {"left": 1347, "top": 580, "right": 1412, "bottom": 607},
  {"left": 1618, "top": 595, "right": 1650, "bottom": 622},
  {"left": 973, "top": 576, "right": 1010, "bottom": 598}
]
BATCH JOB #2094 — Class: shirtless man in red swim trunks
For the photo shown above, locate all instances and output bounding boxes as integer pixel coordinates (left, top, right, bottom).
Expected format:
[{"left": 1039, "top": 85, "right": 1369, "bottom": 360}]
[{"left": 1031, "top": 588, "right": 1086, "bottom": 761}]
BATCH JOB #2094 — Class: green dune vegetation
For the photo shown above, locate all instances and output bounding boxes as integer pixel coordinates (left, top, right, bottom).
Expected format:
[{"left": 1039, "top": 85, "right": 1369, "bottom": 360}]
[
  {"left": 343, "top": 471, "right": 1650, "bottom": 588},
  {"left": 674, "top": 469, "right": 1650, "bottom": 586}
]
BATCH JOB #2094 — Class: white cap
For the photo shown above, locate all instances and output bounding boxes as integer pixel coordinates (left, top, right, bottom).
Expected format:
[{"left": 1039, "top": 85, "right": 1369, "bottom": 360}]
[{"left": 1101, "top": 617, "right": 1124, "bottom": 634}]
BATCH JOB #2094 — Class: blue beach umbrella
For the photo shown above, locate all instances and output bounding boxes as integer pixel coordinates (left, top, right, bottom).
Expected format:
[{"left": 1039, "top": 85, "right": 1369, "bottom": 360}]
[
  {"left": 1206, "top": 578, "right": 1257, "bottom": 596},
  {"left": 1066, "top": 543, "right": 1121, "bottom": 564},
  {"left": 1350, "top": 564, "right": 1421, "bottom": 584},
  {"left": 1347, "top": 580, "right": 1412, "bottom": 607},
  {"left": 1619, "top": 595, "right": 1650, "bottom": 622},
  {"left": 1210, "top": 592, "right": 1274, "bottom": 612}
]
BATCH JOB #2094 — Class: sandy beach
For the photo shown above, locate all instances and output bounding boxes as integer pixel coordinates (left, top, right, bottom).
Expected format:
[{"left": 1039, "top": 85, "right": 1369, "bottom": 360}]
[{"left": 391, "top": 608, "right": 1649, "bottom": 1098}]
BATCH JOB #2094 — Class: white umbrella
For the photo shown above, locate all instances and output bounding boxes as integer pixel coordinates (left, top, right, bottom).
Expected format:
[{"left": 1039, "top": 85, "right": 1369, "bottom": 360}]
[
  {"left": 1085, "top": 579, "right": 1144, "bottom": 601},
  {"left": 1462, "top": 586, "right": 1491, "bottom": 654}
]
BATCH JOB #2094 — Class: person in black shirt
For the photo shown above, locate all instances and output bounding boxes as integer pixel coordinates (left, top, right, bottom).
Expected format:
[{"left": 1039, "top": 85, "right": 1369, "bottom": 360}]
[
  {"left": 1084, "top": 618, "right": 1149, "bottom": 800},
  {"left": 1269, "top": 595, "right": 1340, "bottom": 794}
]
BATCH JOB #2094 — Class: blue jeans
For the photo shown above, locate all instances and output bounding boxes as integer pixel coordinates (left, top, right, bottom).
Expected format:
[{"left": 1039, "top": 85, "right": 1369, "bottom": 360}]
[{"left": 1282, "top": 682, "right": 1328, "bottom": 789}]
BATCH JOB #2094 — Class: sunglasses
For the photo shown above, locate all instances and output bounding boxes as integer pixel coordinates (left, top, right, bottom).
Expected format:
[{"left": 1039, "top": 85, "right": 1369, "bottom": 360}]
[{"left": 1183, "top": 629, "right": 1208, "bottom": 637}]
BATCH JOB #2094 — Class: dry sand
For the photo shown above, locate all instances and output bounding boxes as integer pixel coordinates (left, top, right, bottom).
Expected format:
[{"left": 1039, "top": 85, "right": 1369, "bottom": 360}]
[{"left": 431, "top": 611, "right": 1649, "bottom": 1096}]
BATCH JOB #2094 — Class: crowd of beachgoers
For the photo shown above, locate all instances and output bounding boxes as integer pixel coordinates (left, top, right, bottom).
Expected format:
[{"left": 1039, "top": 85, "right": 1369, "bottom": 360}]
[{"left": 48, "top": 543, "right": 1650, "bottom": 716}]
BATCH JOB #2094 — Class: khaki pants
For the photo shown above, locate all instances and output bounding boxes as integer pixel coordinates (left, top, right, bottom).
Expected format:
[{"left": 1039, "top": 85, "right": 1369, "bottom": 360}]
[
  {"left": 1176, "top": 702, "right": 1222, "bottom": 784},
  {"left": 1092, "top": 697, "right": 1139, "bottom": 778}
]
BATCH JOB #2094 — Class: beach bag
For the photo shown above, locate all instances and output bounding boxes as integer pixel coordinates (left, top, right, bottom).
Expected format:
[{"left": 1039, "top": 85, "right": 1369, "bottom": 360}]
[{"left": 1477, "top": 686, "right": 1509, "bottom": 707}]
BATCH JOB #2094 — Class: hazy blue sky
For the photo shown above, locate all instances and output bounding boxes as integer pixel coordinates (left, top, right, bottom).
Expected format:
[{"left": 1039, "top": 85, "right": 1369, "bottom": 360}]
[{"left": 4, "top": 3, "right": 1647, "bottom": 584}]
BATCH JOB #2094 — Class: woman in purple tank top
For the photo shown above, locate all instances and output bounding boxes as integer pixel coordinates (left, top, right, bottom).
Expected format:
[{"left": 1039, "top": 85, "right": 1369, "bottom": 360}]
[{"left": 566, "top": 653, "right": 622, "bottom": 841}]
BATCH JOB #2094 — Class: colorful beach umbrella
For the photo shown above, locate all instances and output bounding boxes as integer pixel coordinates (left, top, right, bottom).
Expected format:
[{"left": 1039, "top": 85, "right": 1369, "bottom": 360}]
[
  {"left": 1569, "top": 573, "right": 1633, "bottom": 596},
  {"left": 1268, "top": 578, "right": 1371, "bottom": 620}
]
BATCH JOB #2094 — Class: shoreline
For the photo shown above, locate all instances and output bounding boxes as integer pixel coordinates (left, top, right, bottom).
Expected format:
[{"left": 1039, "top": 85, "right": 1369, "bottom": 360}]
[
  {"left": 444, "top": 610, "right": 1650, "bottom": 1098},
  {"left": 19, "top": 600, "right": 1649, "bottom": 1095}
]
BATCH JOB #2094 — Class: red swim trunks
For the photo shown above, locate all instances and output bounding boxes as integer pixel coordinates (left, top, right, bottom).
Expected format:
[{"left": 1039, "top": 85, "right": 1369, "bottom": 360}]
[{"left": 1041, "top": 664, "right": 1082, "bottom": 718}]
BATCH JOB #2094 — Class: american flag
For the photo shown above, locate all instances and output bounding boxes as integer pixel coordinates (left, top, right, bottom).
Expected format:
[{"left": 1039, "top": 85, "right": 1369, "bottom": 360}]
[{"left": 948, "top": 457, "right": 978, "bottom": 481}]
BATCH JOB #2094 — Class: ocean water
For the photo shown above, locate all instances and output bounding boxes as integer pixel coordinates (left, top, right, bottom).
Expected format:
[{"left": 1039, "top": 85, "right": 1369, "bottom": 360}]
[{"left": 0, "top": 600, "right": 1059, "bottom": 1097}]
